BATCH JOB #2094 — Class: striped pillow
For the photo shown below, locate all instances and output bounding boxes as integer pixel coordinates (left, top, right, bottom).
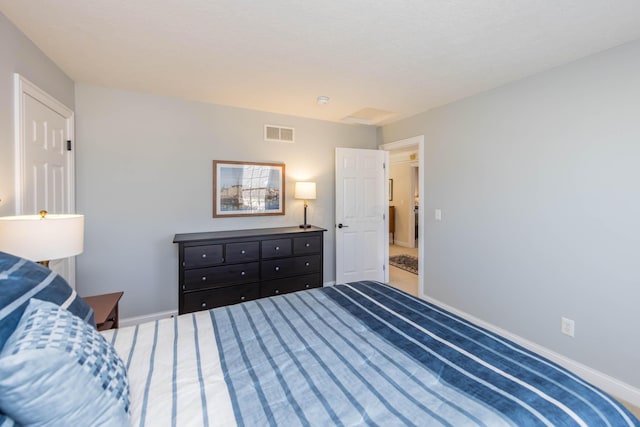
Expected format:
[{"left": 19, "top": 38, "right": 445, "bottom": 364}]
[
  {"left": 0, "top": 251, "right": 94, "bottom": 351},
  {"left": 0, "top": 298, "right": 130, "bottom": 426},
  {"left": 0, "top": 412, "right": 15, "bottom": 426}
]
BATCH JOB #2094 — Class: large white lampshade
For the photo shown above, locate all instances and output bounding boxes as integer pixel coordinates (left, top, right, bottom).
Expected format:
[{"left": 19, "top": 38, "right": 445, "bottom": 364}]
[
  {"left": 0, "top": 212, "right": 84, "bottom": 264},
  {"left": 294, "top": 182, "right": 316, "bottom": 200}
]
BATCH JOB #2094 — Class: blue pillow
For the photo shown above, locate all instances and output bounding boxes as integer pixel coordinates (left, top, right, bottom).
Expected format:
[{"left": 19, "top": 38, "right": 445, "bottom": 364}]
[
  {"left": 0, "top": 412, "right": 15, "bottom": 427},
  {"left": 0, "top": 251, "right": 94, "bottom": 351},
  {"left": 0, "top": 298, "right": 130, "bottom": 426}
]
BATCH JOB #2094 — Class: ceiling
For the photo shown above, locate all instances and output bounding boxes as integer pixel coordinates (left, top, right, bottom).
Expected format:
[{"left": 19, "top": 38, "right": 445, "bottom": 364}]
[{"left": 2, "top": 1, "right": 640, "bottom": 125}]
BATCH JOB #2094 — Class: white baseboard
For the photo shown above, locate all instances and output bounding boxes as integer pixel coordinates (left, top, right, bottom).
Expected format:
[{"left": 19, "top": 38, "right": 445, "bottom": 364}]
[
  {"left": 119, "top": 309, "right": 178, "bottom": 328},
  {"left": 420, "top": 292, "right": 640, "bottom": 407}
]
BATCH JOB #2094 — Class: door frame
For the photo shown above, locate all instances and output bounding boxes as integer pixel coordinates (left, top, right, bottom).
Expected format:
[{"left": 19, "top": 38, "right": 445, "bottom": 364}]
[
  {"left": 13, "top": 74, "right": 77, "bottom": 287},
  {"left": 379, "top": 135, "right": 425, "bottom": 298}
]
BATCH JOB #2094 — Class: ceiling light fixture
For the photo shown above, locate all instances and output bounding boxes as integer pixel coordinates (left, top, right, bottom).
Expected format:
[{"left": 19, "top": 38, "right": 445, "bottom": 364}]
[{"left": 316, "top": 96, "right": 330, "bottom": 105}]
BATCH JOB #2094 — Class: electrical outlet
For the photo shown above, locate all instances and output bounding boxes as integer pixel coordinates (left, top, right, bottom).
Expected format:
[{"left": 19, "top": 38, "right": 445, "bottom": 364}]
[
  {"left": 561, "top": 317, "right": 575, "bottom": 337},
  {"left": 435, "top": 209, "right": 442, "bottom": 221}
]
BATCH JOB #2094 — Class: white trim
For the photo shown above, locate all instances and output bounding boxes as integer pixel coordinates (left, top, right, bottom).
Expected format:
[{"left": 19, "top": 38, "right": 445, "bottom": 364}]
[
  {"left": 383, "top": 150, "right": 390, "bottom": 283},
  {"left": 422, "top": 294, "right": 640, "bottom": 407},
  {"left": 379, "top": 135, "right": 425, "bottom": 295},
  {"left": 119, "top": 309, "right": 178, "bottom": 328}
]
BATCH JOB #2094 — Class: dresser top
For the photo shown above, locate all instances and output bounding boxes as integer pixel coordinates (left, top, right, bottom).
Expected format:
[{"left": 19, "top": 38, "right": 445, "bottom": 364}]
[{"left": 173, "top": 225, "right": 327, "bottom": 243}]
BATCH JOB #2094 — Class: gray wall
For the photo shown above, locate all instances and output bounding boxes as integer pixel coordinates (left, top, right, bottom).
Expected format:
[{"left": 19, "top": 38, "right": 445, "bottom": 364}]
[
  {"left": 75, "top": 83, "right": 377, "bottom": 319},
  {"left": 379, "top": 39, "right": 640, "bottom": 389},
  {"left": 0, "top": 13, "right": 75, "bottom": 216}
]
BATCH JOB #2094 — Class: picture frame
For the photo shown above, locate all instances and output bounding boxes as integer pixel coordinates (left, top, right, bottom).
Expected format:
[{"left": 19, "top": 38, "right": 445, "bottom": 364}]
[
  {"left": 389, "top": 179, "right": 393, "bottom": 201},
  {"left": 213, "top": 160, "right": 285, "bottom": 217}
]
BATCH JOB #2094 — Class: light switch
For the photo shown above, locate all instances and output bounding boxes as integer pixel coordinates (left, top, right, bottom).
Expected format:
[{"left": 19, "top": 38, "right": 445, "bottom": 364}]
[{"left": 435, "top": 209, "right": 442, "bottom": 221}]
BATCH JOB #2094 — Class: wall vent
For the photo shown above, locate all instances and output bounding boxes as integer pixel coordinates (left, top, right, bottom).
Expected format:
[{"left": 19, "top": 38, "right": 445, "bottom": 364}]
[{"left": 264, "top": 125, "right": 295, "bottom": 143}]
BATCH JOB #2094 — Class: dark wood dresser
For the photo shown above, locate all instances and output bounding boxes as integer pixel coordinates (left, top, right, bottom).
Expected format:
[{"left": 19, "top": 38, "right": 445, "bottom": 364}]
[{"left": 173, "top": 226, "right": 326, "bottom": 314}]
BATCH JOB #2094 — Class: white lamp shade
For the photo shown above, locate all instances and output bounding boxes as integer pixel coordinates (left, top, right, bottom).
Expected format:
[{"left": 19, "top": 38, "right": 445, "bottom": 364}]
[
  {"left": 294, "top": 182, "right": 316, "bottom": 200},
  {"left": 0, "top": 214, "right": 84, "bottom": 262}
]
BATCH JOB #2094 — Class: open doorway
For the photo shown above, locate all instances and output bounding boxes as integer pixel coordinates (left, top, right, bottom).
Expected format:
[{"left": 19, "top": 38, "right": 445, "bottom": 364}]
[{"left": 379, "top": 136, "right": 424, "bottom": 298}]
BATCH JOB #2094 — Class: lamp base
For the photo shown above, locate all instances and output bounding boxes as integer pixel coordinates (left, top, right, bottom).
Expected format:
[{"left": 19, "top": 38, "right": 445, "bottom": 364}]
[{"left": 300, "top": 204, "right": 311, "bottom": 229}]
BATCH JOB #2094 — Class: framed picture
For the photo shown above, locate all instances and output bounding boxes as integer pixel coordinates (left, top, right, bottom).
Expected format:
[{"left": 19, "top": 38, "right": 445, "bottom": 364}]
[
  {"left": 389, "top": 179, "right": 393, "bottom": 201},
  {"left": 213, "top": 160, "right": 285, "bottom": 217}
]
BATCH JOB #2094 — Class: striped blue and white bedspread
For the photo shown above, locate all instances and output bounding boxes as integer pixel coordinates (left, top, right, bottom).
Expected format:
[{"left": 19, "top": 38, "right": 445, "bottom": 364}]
[{"left": 103, "top": 281, "right": 639, "bottom": 426}]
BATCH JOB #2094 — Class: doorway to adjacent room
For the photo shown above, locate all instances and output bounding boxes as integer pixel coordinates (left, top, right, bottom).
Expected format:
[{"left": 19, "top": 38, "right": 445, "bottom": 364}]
[{"left": 380, "top": 136, "right": 424, "bottom": 297}]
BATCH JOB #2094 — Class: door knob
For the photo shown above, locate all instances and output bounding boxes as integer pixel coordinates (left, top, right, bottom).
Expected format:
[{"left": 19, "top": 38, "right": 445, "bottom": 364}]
[{"left": 337, "top": 223, "right": 349, "bottom": 228}]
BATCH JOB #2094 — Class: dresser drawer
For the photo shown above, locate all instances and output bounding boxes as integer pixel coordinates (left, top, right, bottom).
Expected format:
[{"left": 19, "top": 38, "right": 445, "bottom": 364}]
[
  {"left": 261, "top": 238, "right": 292, "bottom": 258},
  {"left": 225, "top": 241, "right": 259, "bottom": 263},
  {"left": 260, "top": 274, "right": 322, "bottom": 297},
  {"left": 292, "top": 255, "right": 321, "bottom": 273},
  {"left": 261, "top": 255, "right": 320, "bottom": 280},
  {"left": 183, "top": 283, "right": 260, "bottom": 313},
  {"left": 183, "top": 262, "right": 259, "bottom": 291},
  {"left": 293, "top": 235, "right": 321, "bottom": 254},
  {"left": 184, "top": 245, "right": 224, "bottom": 268}
]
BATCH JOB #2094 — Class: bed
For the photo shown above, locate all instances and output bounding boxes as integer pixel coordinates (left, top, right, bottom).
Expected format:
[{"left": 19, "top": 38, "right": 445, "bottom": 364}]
[
  {"left": 108, "top": 280, "right": 638, "bottom": 427},
  {"left": 1, "top": 252, "right": 638, "bottom": 426}
]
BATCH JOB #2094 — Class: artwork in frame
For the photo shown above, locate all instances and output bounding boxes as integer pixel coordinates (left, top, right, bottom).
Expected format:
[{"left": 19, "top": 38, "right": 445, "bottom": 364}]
[{"left": 213, "top": 160, "right": 285, "bottom": 217}]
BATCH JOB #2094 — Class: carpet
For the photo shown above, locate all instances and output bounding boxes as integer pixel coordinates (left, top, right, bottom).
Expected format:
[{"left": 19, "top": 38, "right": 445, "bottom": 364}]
[{"left": 389, "top": 254, "right": 418, "bottom": 275}]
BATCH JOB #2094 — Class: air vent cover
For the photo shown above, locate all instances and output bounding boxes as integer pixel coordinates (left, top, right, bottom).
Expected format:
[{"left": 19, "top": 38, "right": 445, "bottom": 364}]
[{"left": 265, "top": 125, "right": 295, "bottom": 143}]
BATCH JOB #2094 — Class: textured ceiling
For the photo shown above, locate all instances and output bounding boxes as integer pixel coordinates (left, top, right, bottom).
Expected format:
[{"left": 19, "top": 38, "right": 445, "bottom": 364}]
[{"left": 2, "top": 1, "right": 640, "bottom": 125}]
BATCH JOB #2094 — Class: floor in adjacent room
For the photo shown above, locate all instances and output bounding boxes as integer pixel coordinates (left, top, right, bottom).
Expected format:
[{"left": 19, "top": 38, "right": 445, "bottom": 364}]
[{"left": 388, "top": 244, "right": 419, "bottom": 297}]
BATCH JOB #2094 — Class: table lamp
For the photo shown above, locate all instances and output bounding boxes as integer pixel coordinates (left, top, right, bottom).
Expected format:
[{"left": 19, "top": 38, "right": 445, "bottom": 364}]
[
  {"left": 294, "top": 182, "right": 316, "bottom": 229},
  {"left": 0, "top": 210, "right": 84, "bottom": 267}
]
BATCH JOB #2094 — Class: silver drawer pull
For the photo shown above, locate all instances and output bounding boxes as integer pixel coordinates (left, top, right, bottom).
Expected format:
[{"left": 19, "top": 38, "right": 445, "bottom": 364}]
[
  {"left": 241, "top": 249, "right": 246, "bottom": 254},
  {"left": 305, "top": 243, "right": 310, "bottom": 247},
  {"left": 275, "top": 289, "right": 280, "bottom": 294},
  {"left": 305, "top": 262, "right": 310, "bottom": 267},
  {"left": 240, "top": 296, "right": 246, "bottom": 301},
  {"left": 201, "top": 276, "right": 207, "bottom": 281},
  {"left": 275, "top": 246, "right": 280, "bottom": 251},
  {"left": 201, "top": 253, "right": 207, "bottom": 258},
  {"left": 241, "top": 271, "right": 246, "bottom": 276},
  {"left": 274, "top": 266, "right": 280, "bottom": 271},
  {"left": 201, "top": 302, "right": 207, "bottom": 308}
]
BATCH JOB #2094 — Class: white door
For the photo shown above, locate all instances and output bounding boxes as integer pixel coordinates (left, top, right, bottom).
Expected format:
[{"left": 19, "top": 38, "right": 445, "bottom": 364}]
[
  {"left": 335, "top": 148, "right": 389, "bottom": 284},
  {"left": 14, "top": 74, "right": 77, "bottom": 288}
]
